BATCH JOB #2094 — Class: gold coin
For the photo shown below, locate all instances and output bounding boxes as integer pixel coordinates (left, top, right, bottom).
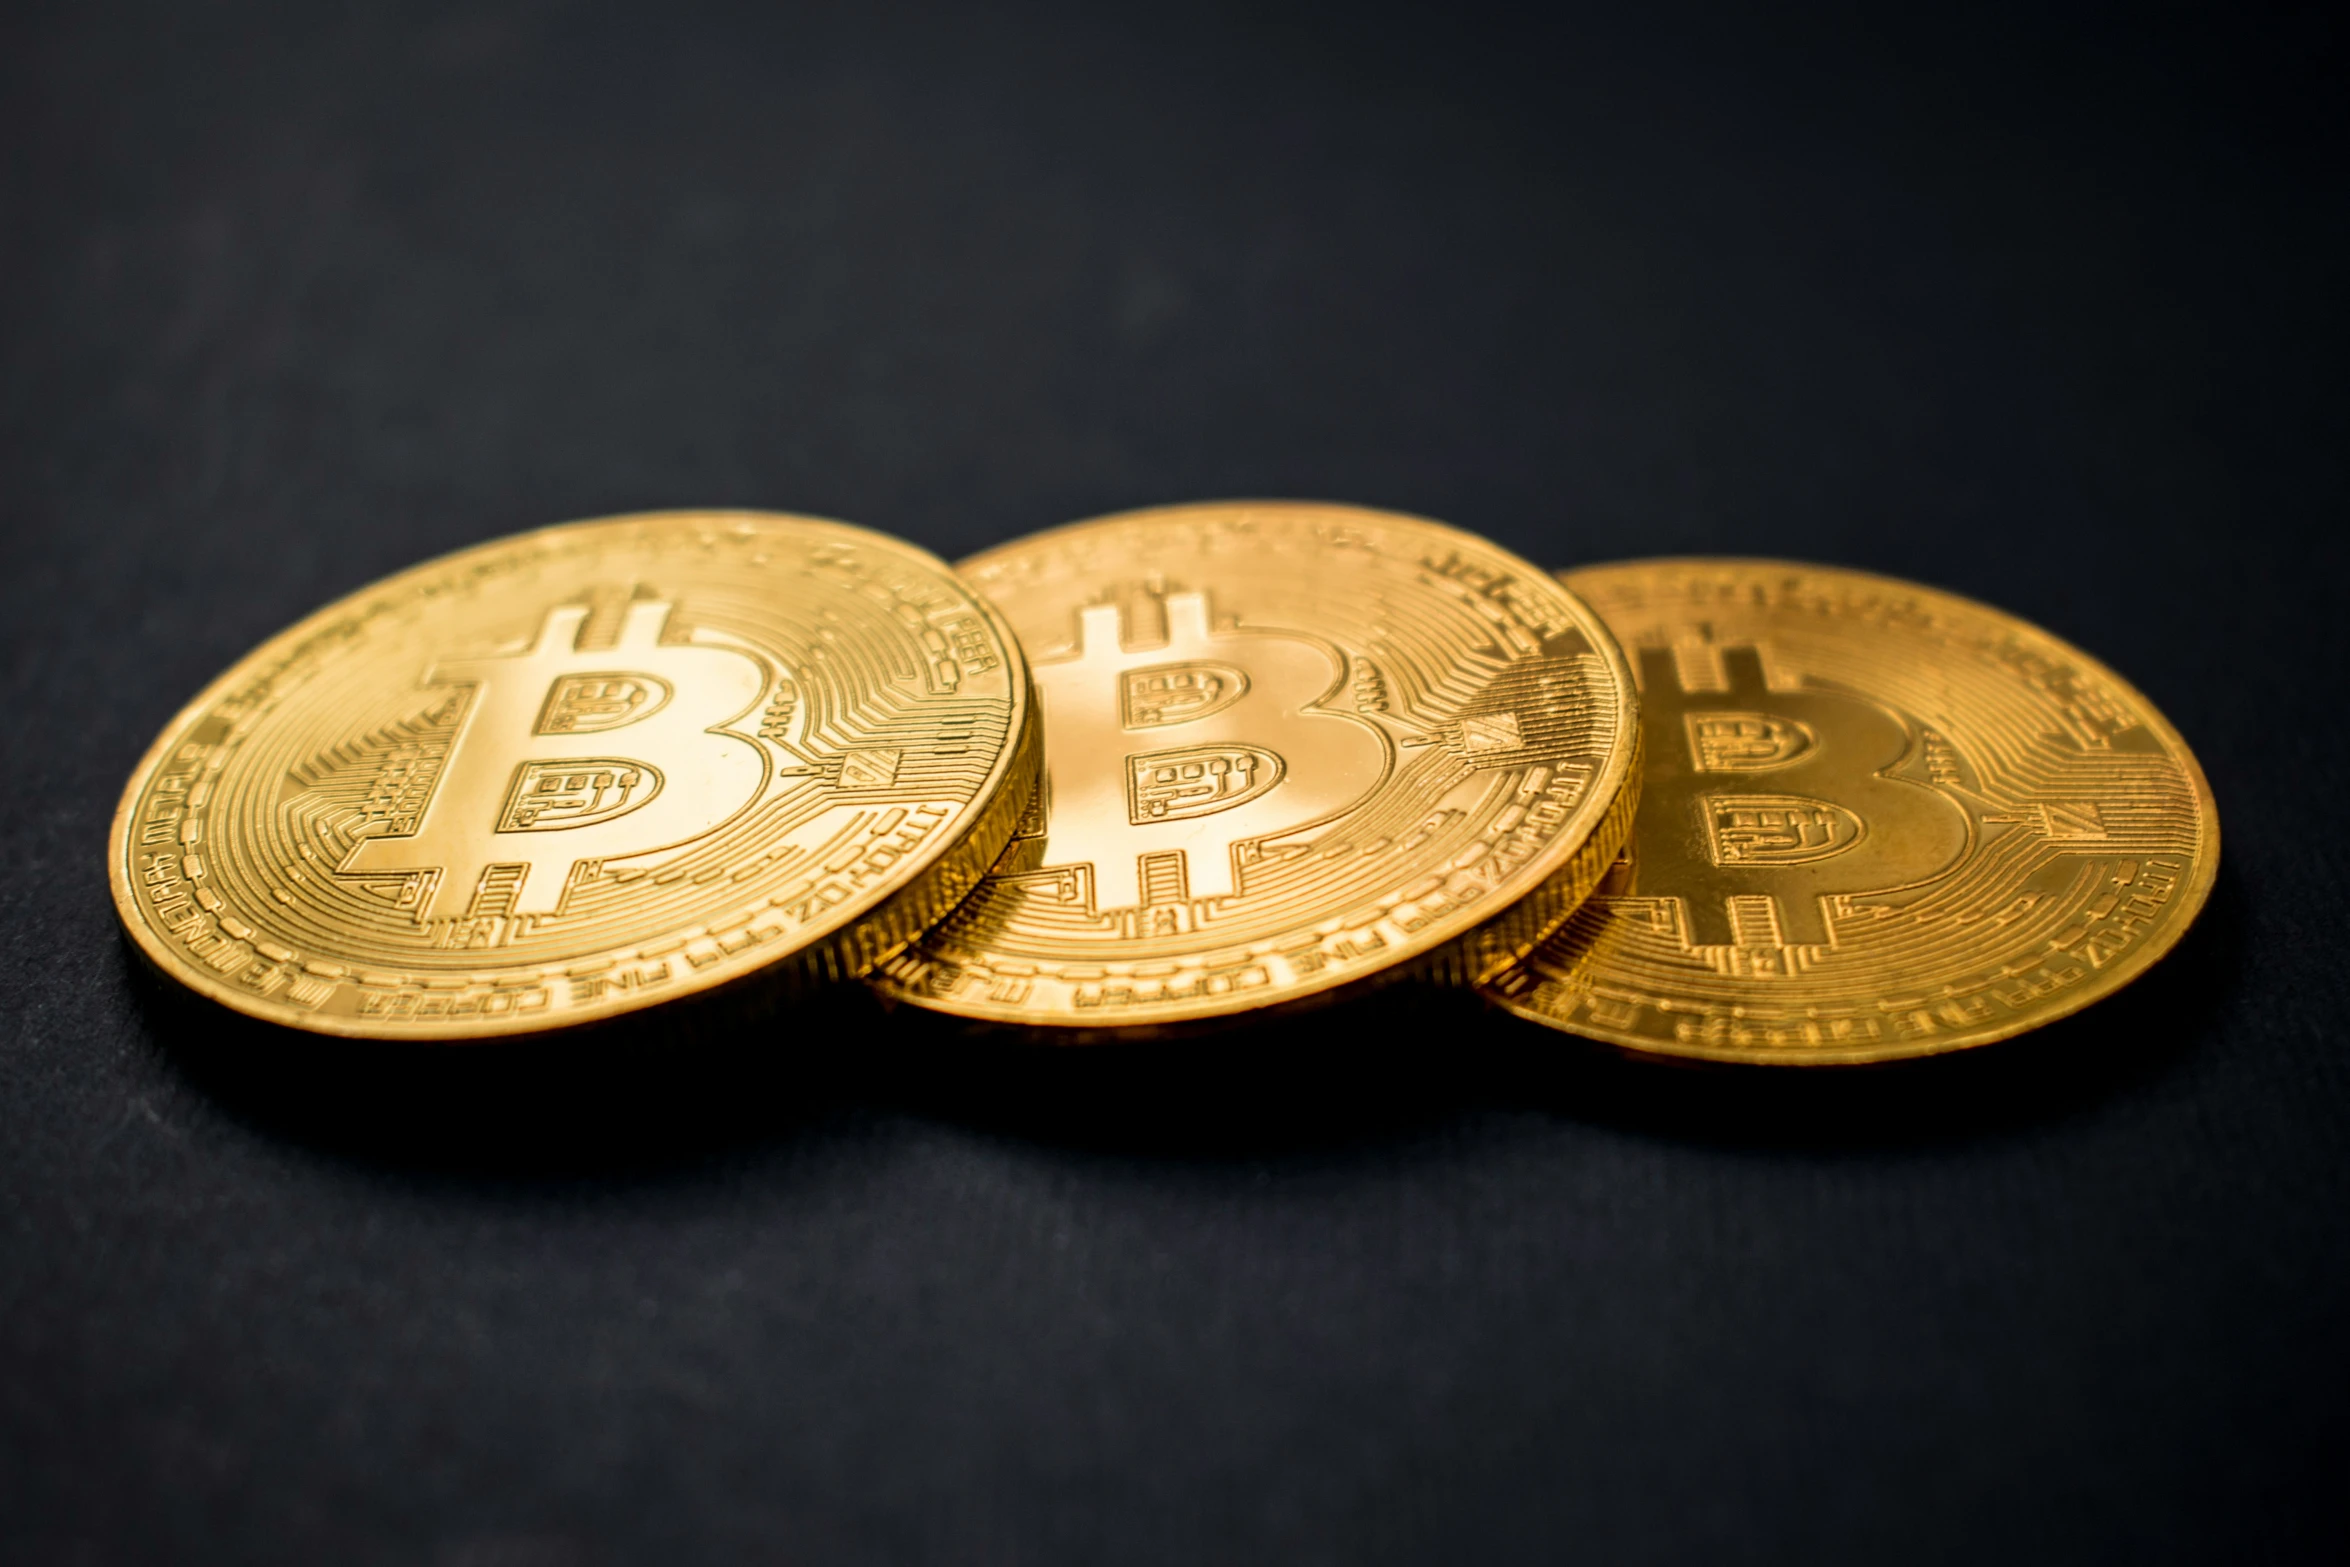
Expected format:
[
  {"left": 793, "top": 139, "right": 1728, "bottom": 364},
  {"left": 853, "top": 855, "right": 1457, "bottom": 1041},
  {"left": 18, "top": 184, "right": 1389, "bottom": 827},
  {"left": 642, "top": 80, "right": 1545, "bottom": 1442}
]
[
  {"left": 1483, "top": 558, "right": 2219, "bottom": 1064},
  {"left": 109, "top": 510, "right": 1039, "bottom": 1039},
  {"left": 870, "top": 501, "right": 1641, "bottom": 1030}
]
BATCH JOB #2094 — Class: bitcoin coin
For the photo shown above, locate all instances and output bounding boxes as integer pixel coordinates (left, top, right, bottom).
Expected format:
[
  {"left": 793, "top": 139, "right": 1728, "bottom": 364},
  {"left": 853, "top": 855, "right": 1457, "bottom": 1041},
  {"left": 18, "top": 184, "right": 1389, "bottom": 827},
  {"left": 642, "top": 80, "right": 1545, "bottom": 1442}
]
[
  {"left": 109, "top": 510, "right": 1039, "bottom": 1039},
  {"left": 1483, "top": 558, "right": 2219, "bottom": 1064},
  {"left": 870, "top": 501, "right": 1641, "bottom": 1029}
]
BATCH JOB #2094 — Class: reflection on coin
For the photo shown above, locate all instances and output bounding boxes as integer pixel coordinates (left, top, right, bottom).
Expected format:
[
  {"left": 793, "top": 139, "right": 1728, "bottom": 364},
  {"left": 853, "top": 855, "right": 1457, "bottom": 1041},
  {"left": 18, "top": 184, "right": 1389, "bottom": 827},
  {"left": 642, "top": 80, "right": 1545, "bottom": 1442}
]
[
  {"left": 1483, "top": 558, "right": 2219, "bottom": 1064},
  {"left": 109, "top": 510, "right": 1039, "bottom": 1039},
  {"left": 870, "top": 501, "right": 1641, "bottom": 1030}
]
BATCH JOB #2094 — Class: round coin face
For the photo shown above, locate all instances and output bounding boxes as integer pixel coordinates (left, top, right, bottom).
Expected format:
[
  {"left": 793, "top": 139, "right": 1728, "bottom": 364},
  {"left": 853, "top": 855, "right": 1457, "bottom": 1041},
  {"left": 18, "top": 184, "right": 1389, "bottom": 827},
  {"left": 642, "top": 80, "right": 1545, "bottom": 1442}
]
[
  {"left": 871, "top": 501, "right": 1641, "bottom": 1030},
  {"left": 110, "top": 511, "right": 1038, "bottom": 1039},
  {"left": 1484, "top": 558, "right": 2219, "bottom": 1064}
]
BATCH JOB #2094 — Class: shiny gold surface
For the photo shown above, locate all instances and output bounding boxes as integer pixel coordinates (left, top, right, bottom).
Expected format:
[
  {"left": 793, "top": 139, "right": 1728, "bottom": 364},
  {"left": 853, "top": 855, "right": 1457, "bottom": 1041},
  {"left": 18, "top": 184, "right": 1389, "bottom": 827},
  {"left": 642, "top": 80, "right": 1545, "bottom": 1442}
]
[
  {"left": 870, "top": 501, "right": 1641, "bottom": 1030},
  {"left": 1484, "top": 558, "right": 2219, "bottom": 1064},
  {"left": 109, "top": 510, "right": 1038, "bottom": 1039}
]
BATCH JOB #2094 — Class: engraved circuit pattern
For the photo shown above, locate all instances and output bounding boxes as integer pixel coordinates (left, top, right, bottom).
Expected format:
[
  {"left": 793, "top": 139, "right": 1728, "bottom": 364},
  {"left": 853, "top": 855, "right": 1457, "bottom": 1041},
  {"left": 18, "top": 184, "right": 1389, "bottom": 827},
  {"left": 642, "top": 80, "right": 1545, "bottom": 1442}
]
[
  {"left": 110, "top": 512, "right": 1037, "bottom": 1037},
  {"left": 870, "top": 502, "right": 1641, "bottom": 1026},
  {"left": 1482, "top": 560, "right": 2219, "bottom": 1063}
]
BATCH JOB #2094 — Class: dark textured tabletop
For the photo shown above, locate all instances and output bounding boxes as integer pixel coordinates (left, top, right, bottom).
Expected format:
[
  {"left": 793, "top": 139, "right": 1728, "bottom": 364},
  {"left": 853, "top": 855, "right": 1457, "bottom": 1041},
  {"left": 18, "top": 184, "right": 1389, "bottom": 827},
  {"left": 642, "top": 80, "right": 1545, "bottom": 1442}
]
[{"left": 4, "top": 3, "right": 2343, "bottom": 1562}]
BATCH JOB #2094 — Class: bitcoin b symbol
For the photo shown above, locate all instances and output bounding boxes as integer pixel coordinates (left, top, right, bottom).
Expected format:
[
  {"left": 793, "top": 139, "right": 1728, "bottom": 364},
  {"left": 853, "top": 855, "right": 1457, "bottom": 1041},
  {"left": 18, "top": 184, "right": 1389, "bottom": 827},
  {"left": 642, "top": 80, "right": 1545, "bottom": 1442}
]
[
  {"left": 1624, "top": 644, "right": 1969, "bottom": 956},
  {"left": 343, "top": 600, "right": 768, "bottom": 922},
  {"left": 1030, "top": 590, "right": 1388, "bottom": 913}
]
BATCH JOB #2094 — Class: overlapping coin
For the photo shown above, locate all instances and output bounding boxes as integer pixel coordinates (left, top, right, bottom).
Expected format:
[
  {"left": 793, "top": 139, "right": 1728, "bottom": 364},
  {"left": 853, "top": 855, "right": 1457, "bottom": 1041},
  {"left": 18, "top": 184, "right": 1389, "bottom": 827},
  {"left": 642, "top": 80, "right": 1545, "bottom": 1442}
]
[
  {"left": 1482, "top": 558, "right": 2219, "bottom": 1063},
  {"left": 109, "top": 510, "right": 1039, "bottom": 1038},
  {"left": 114, "top": 504, "right": 2219, "bottom": 1064},
  {"left": 870, "top": 501, "right": 1642, "bottom": 1030}
]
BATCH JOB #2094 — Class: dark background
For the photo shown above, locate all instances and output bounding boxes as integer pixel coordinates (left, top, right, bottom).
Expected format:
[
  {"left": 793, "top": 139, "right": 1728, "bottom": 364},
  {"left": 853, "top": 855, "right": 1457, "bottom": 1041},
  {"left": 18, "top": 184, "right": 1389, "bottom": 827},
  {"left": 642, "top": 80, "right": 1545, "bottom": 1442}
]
[{"left": 4, "top": 1, "right": 2344, "bottom": 1561}]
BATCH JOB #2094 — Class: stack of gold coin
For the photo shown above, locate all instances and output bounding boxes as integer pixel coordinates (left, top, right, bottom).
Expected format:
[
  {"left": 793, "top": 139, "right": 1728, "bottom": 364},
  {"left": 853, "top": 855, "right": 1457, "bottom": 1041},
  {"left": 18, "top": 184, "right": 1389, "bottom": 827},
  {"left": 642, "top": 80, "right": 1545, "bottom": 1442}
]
[{"left": 111, "top": 504, "right": 2216, "bottom": 1063}]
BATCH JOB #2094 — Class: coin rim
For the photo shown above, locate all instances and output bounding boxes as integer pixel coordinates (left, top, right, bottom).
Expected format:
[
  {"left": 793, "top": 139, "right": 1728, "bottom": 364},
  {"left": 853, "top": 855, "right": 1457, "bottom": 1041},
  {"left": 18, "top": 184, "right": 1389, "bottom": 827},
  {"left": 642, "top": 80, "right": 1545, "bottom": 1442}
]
[
  {"left": 107, "top": 509, "right": 1041, "bottom": 1040},
  {"left": 1483, "top": 555, "right": 2223, "bottom": 1065},
  {"left": 875, "top": 499, "right": 1645, "bottom": 1031}
]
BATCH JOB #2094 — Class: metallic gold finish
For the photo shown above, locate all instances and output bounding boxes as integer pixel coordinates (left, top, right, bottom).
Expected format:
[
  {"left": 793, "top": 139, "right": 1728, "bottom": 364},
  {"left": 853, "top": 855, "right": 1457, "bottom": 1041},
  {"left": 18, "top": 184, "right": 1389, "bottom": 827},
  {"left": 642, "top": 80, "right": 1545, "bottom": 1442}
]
[
  {"left": 1484, "top": 558, "right": 2219, "bottom": 1064},
  {"left": 109, "top": 510, "right": 1039, "bottom": 1039},
  {"left": 870, "top": 501, "right": 1641, "bottom": 1030}
]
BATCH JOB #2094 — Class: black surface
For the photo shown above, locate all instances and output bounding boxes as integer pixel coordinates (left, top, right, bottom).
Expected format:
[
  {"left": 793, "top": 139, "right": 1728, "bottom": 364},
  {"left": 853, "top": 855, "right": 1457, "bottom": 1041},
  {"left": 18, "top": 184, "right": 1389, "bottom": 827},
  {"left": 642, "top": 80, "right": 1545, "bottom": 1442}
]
[{"left": 4, "top": 3, "right": 2345, "bottom": 1562}]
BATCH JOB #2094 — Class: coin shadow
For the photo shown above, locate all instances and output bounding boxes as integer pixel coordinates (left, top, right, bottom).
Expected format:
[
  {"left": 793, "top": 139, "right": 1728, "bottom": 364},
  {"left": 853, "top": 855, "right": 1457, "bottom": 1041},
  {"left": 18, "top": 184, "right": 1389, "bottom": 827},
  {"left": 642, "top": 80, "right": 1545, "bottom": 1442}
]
[
  {"left": 895, "top": 864, "right": 2247, "bottom": 1161},
  {"left": 129, "top": 865, "right": 2245, "bottom": 1177},
  {"left": 872, "top": 981, "right": 1520, "bottom": 1165},
  {"left": 130, "top": 935, "right": 1509, "bottom": 1181},
  {"left": 122, "top": 942, "right": 894, "bottom": 1184}
]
